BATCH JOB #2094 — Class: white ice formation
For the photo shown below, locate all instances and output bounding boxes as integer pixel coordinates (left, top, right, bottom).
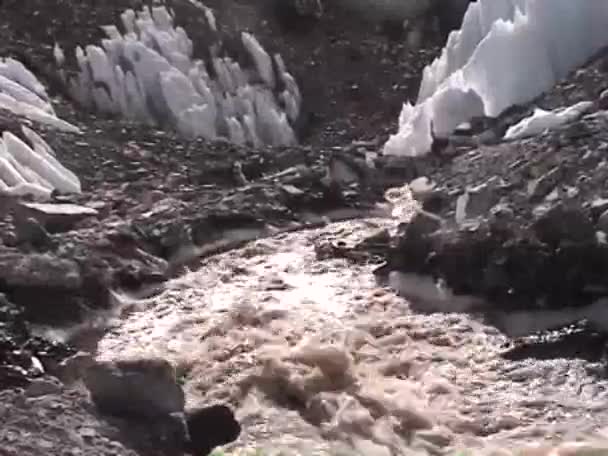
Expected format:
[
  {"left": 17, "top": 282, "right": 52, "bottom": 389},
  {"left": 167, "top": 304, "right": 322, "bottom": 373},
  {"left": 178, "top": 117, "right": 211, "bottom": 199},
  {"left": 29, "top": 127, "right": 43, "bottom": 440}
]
[
  {"left": 187, "top": 0, "right": 217, "bottom": 32},
  {"left": 384, "top": 0, "right": 608, "bottom": 156},
  {"left": 0, "top": 127, "right": 81, "bottom": 200},
  {"left": 0, "top": 58, "right": 81, "bottom": 200},
  {"left": 0, "top": 57, "right": 80, "bottom": 134},
  {"left": 56, "top": 5, "right": 301, "bottom": 147},
  {"left": 504, "top": 100, "right": 594, "bottom": 140}
]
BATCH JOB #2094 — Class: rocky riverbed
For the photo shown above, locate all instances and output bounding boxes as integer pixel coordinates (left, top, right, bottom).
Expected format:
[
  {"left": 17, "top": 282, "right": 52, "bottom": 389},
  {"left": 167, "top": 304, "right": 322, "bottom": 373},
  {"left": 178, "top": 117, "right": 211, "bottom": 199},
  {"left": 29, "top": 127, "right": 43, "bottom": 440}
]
[{"left": 3, "top": 0, "right": 608, "bottom": 455}]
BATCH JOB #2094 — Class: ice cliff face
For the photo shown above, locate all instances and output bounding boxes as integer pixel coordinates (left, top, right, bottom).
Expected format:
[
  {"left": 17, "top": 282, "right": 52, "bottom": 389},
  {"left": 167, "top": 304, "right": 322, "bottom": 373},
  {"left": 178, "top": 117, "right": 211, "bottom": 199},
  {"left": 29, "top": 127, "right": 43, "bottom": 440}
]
[
  {"left": 0, "top": 58, "right": 81, "bottom": 200},
  {"left": 56, "top": 5, "right": 301, "bottom": 147},
  {"left": 384, "top": 0, "right": 608, "bottom": 156}
]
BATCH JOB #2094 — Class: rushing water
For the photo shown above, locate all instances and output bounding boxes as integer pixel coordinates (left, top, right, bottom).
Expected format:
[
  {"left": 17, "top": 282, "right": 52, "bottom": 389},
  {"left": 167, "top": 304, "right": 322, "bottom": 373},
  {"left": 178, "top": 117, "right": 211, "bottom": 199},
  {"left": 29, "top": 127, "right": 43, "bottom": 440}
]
[{"left": 94, "top": 217, "right": 608, "bottom": 455}]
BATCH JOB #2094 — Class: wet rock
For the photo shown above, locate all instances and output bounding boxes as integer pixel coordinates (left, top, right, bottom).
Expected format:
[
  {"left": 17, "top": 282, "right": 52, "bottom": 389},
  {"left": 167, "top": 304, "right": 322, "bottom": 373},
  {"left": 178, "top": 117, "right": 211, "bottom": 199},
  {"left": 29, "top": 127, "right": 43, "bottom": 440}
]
[
  {"left": 405, "top": 210, "right": 443, "bottom": 240},
  {"left": 532, "top": 204, "right": 595, "bottom": 247},
  {"left": 384, "top": 210, "right": 444, "bottom": 273},
  {"left": 328, "top": 150, "right": 374, "bottom": 188},
  {"left": 154, "top": 412, "right": 191, "bottom": 451},
  {"left": 56, "top": 351, "right": 95, "bottom": 384},
  {"left": 409, "top": 176, "right": 436, "bottom": 203},
  {"left": 455, "top": 178, "right": 497, "bottom": 224},
  {"left": 0, "top": 292, "right": 75, "bottom": 390},
  {"left": 83, "top": 357, "right": 185, "bottom": 419},
  {"left": 420, "top": 187, "right": 449, "bottom": 214},
  {"left": 185, "top": 404, "right": 241, "bottom": 456},
  {"left": 375, "top": 155, "right": 429, "bottom": 187}
]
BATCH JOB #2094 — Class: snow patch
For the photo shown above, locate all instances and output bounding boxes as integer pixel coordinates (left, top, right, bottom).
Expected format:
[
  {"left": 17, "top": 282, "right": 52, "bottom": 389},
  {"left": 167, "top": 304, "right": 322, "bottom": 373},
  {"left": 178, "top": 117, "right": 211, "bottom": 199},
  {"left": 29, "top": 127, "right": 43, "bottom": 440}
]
[
  {"left": 56, "top": 5, "right": 300, "bottom": 147},
  {"left": 384, "top": 0, "right": 608, "bottom": 156}
]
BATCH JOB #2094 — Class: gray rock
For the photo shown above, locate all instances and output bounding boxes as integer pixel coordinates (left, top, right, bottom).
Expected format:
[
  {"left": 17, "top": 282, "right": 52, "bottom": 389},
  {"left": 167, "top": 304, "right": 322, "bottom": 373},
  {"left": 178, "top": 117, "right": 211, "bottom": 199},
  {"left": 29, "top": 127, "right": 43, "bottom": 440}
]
[
  {"left": 156, "top": 412, "right": 190, "bottom": 449},
  {"left": 84, "top": 357, "right": 185, "bottom": 419},
  {"left": 533, "top": 203, "right": 595, "bottom": 246},
  {"left": 25, "top": 377, "right": 63, "bottom": 397},
  {"left": 590, "top": 197, "right": 608, "bottom": 219},
  {"left": 56, "top": 351, "right": 95, "bottom": 384},
  {"left": 409, "top": 176, "right": 436, "bottom": 203},
  {"left": 13, "top": 216, "right": 51, "bottom": 246},
  {"left": 328, "top": 153, "right": 364, "bottom": 186},
  {"left": 455, "top": 178, "right": 497, "bottom": 224},
  {"left": 598, "top": 208, "right": 608, "bottom": 233},
  {"left": 0, "top": 252, "right": 82, "bottom": 289},
  {"left": 405, "top": 210, "right": 443, "bottom": 240},
  {"left": 599, "top": 87, "right": 608, "bottom": 110},
  {"left": 489, "top": 202, "right": 515, "bottom": 234},
  {"left": 280, "top": 184, "right": 306, "bottom": 197},
  {"left": 15, "top": 202, "right": 98, "bottom": 233}
]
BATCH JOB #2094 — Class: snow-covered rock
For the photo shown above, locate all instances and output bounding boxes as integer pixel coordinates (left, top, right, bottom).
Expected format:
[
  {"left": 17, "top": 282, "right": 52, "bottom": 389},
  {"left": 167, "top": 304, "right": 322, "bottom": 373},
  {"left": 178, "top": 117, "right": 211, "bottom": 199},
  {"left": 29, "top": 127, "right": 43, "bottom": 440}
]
[
  {"left": 384, "top": 0, "right": 608, "bottom": 156},
  {"left": 57, "top": 4, "right": 300, "bottom": 147}
]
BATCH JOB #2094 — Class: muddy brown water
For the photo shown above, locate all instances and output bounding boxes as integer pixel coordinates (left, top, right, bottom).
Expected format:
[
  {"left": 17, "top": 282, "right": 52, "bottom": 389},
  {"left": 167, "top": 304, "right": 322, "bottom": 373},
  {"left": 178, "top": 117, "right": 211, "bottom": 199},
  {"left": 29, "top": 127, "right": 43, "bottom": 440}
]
[{"left": 89, "top": 214, "right": 608, "bottom": 455}]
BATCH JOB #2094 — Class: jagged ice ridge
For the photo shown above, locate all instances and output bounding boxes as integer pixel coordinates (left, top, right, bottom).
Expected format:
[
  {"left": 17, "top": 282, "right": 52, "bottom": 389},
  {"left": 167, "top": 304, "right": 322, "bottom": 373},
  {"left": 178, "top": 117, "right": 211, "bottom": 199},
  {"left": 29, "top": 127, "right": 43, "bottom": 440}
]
[
  {"left": 56, "top": 5, "right": 301, "bottom": 147},
  {"left": 0, "top": 57, "right": 80, "bottom": 134},
  {"left": 383, "top": 0, "right": 608, "bottom": 156},
  {"left": 0, "top": 58, "right": 82, "bottom": 200}
]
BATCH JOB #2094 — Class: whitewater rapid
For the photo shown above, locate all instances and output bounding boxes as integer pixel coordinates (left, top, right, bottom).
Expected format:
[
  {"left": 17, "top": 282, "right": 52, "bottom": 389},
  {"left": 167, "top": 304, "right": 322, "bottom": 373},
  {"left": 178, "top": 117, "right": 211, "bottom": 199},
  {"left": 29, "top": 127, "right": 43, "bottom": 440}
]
[{"left": 88, "top": 216, "right": 608, "bottom": 455}]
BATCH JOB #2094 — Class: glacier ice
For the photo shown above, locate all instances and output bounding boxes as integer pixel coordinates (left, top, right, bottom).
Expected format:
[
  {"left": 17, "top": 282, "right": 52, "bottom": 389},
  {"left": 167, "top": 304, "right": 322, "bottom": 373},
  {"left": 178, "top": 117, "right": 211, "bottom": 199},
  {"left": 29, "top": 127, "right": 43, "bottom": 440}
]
[
  {"left": 0, "top": 57, "right": 81, "bottom": 134},
  {"left": 0, "top": 57, "right": 82, "bottom": 200},
  {"left": 504, "top": 100, "right": 594, "bottom": 140},
  {"left": 0, "top": 127, "right": 82, "bottom": 200},
  {"left": 186, "top": 0, "right": 218, "bottom": 32},
  {"left": 384, "top": 0, "right": 608, "bottom": 156},
  {"left": 0, "top": 58, "right": 49, "bottom": 102},
  {"left": 57, "top": 4, "right": 300, "bottom": 147}
]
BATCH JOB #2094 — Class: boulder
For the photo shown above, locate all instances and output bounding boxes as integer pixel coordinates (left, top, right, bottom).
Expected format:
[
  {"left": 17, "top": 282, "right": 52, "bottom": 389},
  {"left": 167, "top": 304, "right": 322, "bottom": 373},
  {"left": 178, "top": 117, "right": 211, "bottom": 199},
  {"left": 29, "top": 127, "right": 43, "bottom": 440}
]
[
  {"left": 25, "top": 376, "right": 63, "bottom": 397},
  {"left": 13, "top": 216, "right": 51, "bottom": 247},
  {"left": 532, "top": 203, "right": 595, "bottom": 247},
  {"left": 185, "top": 404, "right": 241, "bottom": 456},
  {"left": 83, "top": 357, "right": 185, "bottom": 419},
  {"left": 14, "top": 202, "right": 98, "bottom": 233}
]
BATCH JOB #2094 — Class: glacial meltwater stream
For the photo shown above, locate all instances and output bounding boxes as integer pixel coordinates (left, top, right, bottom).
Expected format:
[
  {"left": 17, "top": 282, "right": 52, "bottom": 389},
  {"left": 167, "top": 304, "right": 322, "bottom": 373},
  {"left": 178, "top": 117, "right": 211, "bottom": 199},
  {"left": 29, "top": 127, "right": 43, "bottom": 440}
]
[{"left": 95, "top": 217, "right": 608, "bottom": 455}]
